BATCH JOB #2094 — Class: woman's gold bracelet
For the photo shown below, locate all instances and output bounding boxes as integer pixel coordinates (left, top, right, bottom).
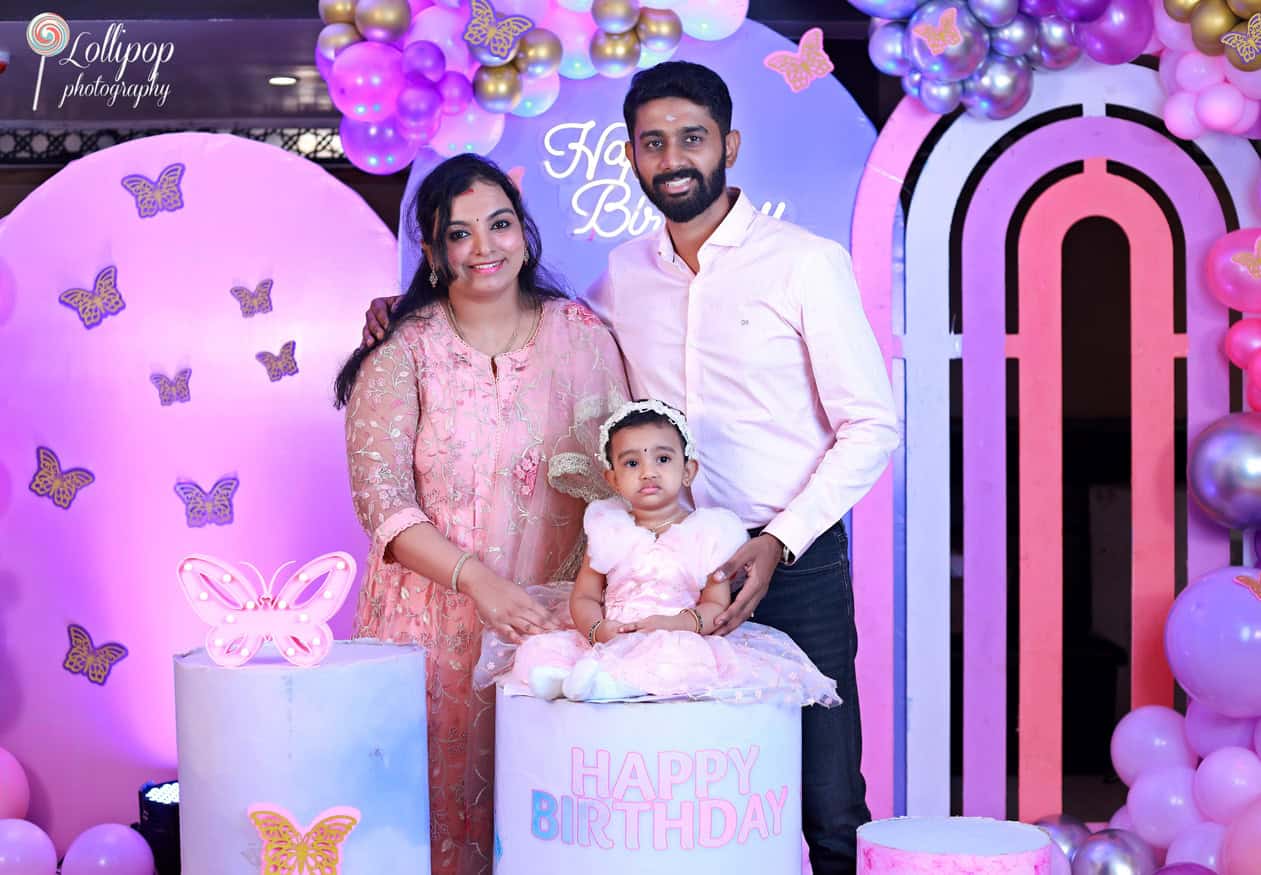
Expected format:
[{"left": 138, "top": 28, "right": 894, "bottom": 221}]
[{"left": 450, "top": 551, "right": 473, "bottom": 594}]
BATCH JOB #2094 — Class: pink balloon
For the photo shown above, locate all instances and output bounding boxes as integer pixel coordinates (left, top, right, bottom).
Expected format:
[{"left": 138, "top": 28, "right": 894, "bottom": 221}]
[
  {"left": 1153, "top": 1, "right": 1196, "bottom": 52},
  {"left": 402, "top": 40, "right": 446, "bottom": 84},
  {"left": 675, "top": 0, "right": 750, "bottom": 41},
  {"left": 1246, "top": 378, "right": 1261, "bottom": 413},
  {"left": 1207, "top": 229, "right": 1261, "bottom": 313},
  {"left": 541, "top": 5, "right": 598, "bottom": 79},
  {"left": 1186, "top": 700, "right": 1258, "bottom": 754},
  {"left": 1196, "top": 82, "right": 1246, "bottom": 132},
  {"left": 1113, "top": 706, "right": 1199, "bottom": 786},
  {"left": 410, "top": 5, "right": 471, "bottom": 70},
  {"left": 1221, "top": 796, "right": 1261, "bottom": 875},
  {"left": 1164, "top": 90, "right": 1205, "bottom": 139},
  {"left": 60, "top": 824, "right": 154, "bottom": 875},
  {"left": 1232, "top": 99, "right": 1261, "bottom": 135},
  {"left": 0, "top": 819, "right": 57, "bottom": 875},
  {"left": 339, "top": 115, "right": 422, "bottom": 174},
  {"left": 329, "top": 41, "right": 405, "bottom": 123},
  {"left": 1154, "top": 865, "right": 1215, "bottom": 875},
  {"left": 1111, "top": 804, "right": 1136, "bottom": 830},
  {"left": 436, "top": 70, "right": 473, "bottom": 115},
  {"left": 511, "top": 70, "right": 562, "bottom": 118},
  {"left": 1194, "top": 746, "right": 1261, "bottom": 823},
  {"left": 1176, "top": 52, "right": 1226, "bottom": 93},
  {"left": 1166, "top": 820, "right": 1226, "bottom": 868},
  {"left": 1226, "top": 63, "right": 1261, "bottom": 100},
  {"left": 429, "top": 103, "right": 506, "bottom": 157},
  {"left": 1160, "top": 51, "right": 1184, "bottom": 94},
  {"left": 0, "top": 749, "right": 29, "bottom": 820},
  {"left": 1128, "top": 766, "right": 1205, "bottom": 849}
]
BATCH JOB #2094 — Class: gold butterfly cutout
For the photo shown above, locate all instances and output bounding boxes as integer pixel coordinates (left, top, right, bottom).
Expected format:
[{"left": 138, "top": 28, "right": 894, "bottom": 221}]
[
  {"left": 59, "top": 265, "right": 126, "bottom": 329},
  {"left": 248, "top": 804, "right": 360, "bottom": 875},
  {"left": 1222, "top": 13, "right": 1261, "bottom": 66},
  {"left": 1235, "top": 574, "right": 1261, "bottom": 601},
  {"left": 29, "top": 446, "right": 94, "bottom": 509},
  {"left": 913, "top": 7, "right": 963, "bottom": 56},
  {"left": 1231, "top": 237, "right": 1261, "bottom": 280},
  {"left": 257, "top": 340, "right": 299, "bottom": 382},
  {"left": 151, "top": 368, "right": 192, "bottom": 406},
  {"left": 120, "top": 162, "right": 186, "bottom": 219},
  {"left": 463, "top": 0, "right": 534, "bottom": 63},
  {"left": 231, "top": 279, "right": 275, "bottom": 318},
  {"left": 762, "top": 27, "right": 835, "bottom": 94},
  {"left": 63, "top": 623, "right": 128, "bottom": 685}
]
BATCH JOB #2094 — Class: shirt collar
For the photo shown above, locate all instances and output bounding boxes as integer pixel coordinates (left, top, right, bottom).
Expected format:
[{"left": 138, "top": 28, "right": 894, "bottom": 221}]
[{"left": 654, "top": 188, "right": 757, "bottom": 267}]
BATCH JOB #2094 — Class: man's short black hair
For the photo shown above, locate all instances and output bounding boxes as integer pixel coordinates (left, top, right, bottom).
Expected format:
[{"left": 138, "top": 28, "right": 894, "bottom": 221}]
[{"left": 622, "top": 61, "right": 733, "bottom": 139}]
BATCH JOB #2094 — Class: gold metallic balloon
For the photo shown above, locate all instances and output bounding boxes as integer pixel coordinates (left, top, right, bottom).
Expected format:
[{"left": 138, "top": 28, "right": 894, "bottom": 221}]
[
  {"left": 1228, "top": 0, "right": 1261, "bottom": 16},
  {"left": 316, "top": 21, "right": 363, "bottom": 63},
  {"left": 636, "top": 7, "right": 683, "bottom": 52},
  {"left": 473, "top": 63, "right": 523, "bottom": 113},
  {"left": 1191, "top": 0, "right": 1241, "bottom": 53},
  {"left": 319, "top": 0, "right": 357, "bottom": 25},
  {"left": 592, "top": 0, "right": 642, "bottom": 35},
  {"left": 354, "top": 0, "right": 411, "bottom": 43},
  {"left": 1164, "top": 0, "right": 1202, "bottom": 21},
  {"left": 1224, "top": 18, "right": 1261, "bottom": 68},
  {"left": 590, "top": 29, "right": 642, "bottom": 77},
  {"left": 513, "top": 28, "right": 563, "bottom": 79}
]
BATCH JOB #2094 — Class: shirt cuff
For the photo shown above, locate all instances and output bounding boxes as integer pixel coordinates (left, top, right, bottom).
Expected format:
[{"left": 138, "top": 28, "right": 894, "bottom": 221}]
[
  {"left": 372, "top": 507, "right": 431, "bottom": 562},
  {"left": 762, "top": 509, "right": 812, "bottom": 566}
]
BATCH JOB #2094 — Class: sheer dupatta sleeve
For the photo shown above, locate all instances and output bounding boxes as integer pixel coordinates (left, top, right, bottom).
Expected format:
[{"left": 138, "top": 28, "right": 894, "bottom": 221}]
[
  {"left": 344, "top": 322, "right": 431, "bottom": 561},
  {"left": 546, "top": 301, "right": 630, "bottom": 509}
]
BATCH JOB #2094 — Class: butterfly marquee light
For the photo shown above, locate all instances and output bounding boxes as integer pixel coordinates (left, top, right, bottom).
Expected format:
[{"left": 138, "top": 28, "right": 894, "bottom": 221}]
[{"left": 313, "top": 0, "right": 749, "bottom": 174}]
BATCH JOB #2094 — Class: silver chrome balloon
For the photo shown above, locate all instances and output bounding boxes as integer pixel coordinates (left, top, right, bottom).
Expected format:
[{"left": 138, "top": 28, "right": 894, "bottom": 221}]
[
  {"left": 1034, "top": 813, "right": 1092, "bottom": 861},
  {"left": 1028, "top": 14, "right": 1082, "bottom": 69},
  {"left": 969, "top": 0, "right": 1021, "bottom": 27},
  {"left": 1069, "top": 829, "right": 1158, "bottom": 875},
  {"left": 918, "top": 76, "right": 964, "bottom": 113},
  {"left": 961, "top": 53, "right": 1032, "bottom": 118},
  {"left": 870, "top": 22, "right": 913, "bottom": 76},
  {"left": 1189, "top": 412, "right": 1261, "bottom": 529},
  {"left": 991, "top": 13, "right": 1039, "bottom": 56},
  {"left": 906, "top": 0, "right": 991, "bottom": 82}
]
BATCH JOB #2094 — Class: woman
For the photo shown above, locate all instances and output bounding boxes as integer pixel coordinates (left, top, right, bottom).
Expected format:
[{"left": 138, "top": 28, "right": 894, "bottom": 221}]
[{"left": 334, "top": 154, "right": 628, "bottom": 875}]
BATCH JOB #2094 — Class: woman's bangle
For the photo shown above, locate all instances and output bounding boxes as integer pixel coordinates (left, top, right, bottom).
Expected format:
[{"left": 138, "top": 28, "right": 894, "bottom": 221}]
[
  {"left": 683, "top": 607, "right": 703, "bottom": 634},
  {"left": 587, "top": 619, "right": 604, "bottom": 646},
  {"left": 450, "top": 551, "right": 473, "bottom": 594}
]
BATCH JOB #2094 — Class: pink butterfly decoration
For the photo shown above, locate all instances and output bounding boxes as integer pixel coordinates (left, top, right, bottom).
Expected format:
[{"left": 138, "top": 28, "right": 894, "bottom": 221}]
[
  {"left": 177, "top": 552, "right": 356, "bottom": 668},
  {"left": 762, "top": 27, "right": 834, "bottom": 94}
]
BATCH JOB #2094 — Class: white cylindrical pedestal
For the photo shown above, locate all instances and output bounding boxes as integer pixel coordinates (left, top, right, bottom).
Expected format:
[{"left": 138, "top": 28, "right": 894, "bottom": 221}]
[
  {"left": 494, "top": 689, "right": 801, "bottom": 873},
  {"left": 858, "top": 817, "right": 1053, "bottom": 874},
  {"left": 175, "top": 640, "right": 429, "bottom": 875}
]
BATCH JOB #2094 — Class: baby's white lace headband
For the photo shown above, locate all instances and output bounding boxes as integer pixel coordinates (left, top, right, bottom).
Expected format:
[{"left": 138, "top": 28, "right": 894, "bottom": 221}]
[{"left": 598, "top": 399, "right": 696, "bottom": 470}]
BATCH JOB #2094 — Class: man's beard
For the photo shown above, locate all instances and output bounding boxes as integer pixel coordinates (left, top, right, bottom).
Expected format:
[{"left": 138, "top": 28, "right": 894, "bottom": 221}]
[{"left": 641, "top": 156, "right": 727, "bottom": 224}]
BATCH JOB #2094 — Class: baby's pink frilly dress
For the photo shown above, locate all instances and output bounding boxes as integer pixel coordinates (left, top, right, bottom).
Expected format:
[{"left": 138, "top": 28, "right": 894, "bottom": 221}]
[{"left": 481, "top": 497, "right": 840, "bottom": 705}]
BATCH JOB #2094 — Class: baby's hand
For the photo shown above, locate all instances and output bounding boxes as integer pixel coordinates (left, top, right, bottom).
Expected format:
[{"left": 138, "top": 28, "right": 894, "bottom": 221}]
[
  {"left": 629, "top": 614, "right": 677, "bottom": 633},
  {"left": 596, "top": 620, "right": 634, "bottom": 643}
]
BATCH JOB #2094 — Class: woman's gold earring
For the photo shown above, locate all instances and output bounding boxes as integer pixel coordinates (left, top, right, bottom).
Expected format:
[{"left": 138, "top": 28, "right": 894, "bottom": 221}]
[{"left": 428, "top": 269, "right": 438, "bottom": 288}]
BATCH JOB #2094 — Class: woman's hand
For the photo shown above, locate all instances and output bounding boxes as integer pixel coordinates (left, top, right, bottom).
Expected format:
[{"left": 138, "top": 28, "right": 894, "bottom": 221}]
[{"left": 463, "top": 573, "right": 558, "bottom": 644}]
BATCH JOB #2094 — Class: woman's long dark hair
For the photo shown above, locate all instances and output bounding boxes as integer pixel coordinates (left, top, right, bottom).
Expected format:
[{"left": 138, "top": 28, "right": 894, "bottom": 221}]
[{"left": 333, "top": 153, "right": 569, "bottom": 408}]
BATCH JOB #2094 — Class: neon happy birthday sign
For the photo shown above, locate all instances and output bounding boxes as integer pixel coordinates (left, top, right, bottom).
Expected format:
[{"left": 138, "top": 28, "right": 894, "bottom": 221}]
[{"left": 530, "top": 746, "right": 789, "bottom": 850}]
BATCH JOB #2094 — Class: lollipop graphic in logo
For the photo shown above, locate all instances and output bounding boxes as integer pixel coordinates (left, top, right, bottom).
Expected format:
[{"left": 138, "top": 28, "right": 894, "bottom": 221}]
[{"left": 26, "top": 12, "right": 69, "bottom": 111}]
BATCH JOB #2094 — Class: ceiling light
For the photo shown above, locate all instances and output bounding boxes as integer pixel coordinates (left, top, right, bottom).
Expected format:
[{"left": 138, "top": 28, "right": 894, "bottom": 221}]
[{"left": 268, "top": 75, "right": 298, "bottom": 86}]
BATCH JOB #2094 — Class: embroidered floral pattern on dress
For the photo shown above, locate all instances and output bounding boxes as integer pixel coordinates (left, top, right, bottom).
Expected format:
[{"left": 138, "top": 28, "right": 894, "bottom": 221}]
[{"left": 344, "top": 298, "right": 627, "bottom": 875}]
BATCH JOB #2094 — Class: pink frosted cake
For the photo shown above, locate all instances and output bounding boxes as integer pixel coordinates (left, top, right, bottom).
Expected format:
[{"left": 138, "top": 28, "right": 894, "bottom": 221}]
[{"left": 858, "top": 817, "right": 1053, "bottom": 874}]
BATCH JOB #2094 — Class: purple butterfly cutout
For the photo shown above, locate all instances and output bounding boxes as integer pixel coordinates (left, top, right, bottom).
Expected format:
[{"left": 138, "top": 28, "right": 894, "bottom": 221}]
[
  {"left": 256, "top": 340, "right": 298, "bottom": 382},
  {"left": 29, "top": 446, "right": 95, "bottom": 509},
  {"left": 63, "top": 623, "right": 128, "bottom": 685},
  {"left": 174, "top": 475, "right": 239, "bottom": 527},
  {"left": 231, "top": 279, "right": 274, "bottom": 318},
  {"left": 120, "top": 162, "right": 185, "bottom": 219},
  {"left": 59, "top": 265, "right": 125, "bottom": 329},
  {"left": 150, "top": 368, "right": 192, "bottom": 406}
]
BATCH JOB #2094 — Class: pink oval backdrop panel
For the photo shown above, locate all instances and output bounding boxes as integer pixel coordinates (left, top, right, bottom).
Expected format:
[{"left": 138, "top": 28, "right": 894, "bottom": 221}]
[{"left": 0, "top": 131, "right": 396, "bottom": 850}]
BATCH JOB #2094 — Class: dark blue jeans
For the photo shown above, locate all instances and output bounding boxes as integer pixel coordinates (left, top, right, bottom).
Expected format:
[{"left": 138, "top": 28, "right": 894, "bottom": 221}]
[{"left": 748, "top": 521, "right": 869, "bottom": 875}]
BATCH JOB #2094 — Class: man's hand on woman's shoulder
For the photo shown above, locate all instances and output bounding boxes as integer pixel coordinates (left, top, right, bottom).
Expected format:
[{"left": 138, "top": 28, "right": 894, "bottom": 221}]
[{"left": 363, "top": 294, "right": 402, "bottom": 347}]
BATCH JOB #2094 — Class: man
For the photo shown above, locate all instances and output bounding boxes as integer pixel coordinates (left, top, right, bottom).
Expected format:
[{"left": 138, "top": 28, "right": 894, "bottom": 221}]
[{"left": 364, "top": 61, "right": 897, "bottom": 875}]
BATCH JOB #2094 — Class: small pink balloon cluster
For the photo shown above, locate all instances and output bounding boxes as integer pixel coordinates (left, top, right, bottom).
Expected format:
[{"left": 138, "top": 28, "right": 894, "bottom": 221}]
[
  {"left": 1151, "top": 0, "right": 1261, "bottom": 139},
  {"left": 1088, "top": 564, "right": 1261, "bottom": 874},
  {"left": 0, "top": 746, "right": 156, "bottom": 875},
  {"left": 1211, "top": 227, "right": 1261, "bottom": 407}
]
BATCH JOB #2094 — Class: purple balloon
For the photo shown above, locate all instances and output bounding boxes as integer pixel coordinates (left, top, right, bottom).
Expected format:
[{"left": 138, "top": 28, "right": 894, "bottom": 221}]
[
  {"left": 870, "top": 22, "right": 912, "bottom": 77},
  {"left": 906, "top": 0, "right": 991, "bottom": 82},
  {"left": 1027, "top": 15, "right": 1081, "bottom": 70},
  {"left": 1166, "top": 565, "right": 1261, "bottom": 718},
  {"left": 329, "top": 41, "right": 405, "bottom": 123},
  {"left": 396, "top": 81, "right": 442, "bottom": 124},
  {"left": 60, "top": 824, "right": 154, "bottom": 875},
  {"left": 402, "top": 40, "right": 446, "bottom": 84},
  {"left": 1189, "top": 413, "right": 1261, "bottom": 529},
  {"left": 315, "top": 44, "right": 333, "bottom": 81},
  {"left": 1185, "top": 700, "right": 1257, "bottom": 757},
  {"left": 1056, "top": 0, "right": 1109, "bottom": 21},
  {"left": 850, "top": 0, "right": 933, "bottom": 18},
  {"left": 1073, "top": 0, "right": 1154, "bottom": 65},
  {"left": 1020, "top": 0, "right": 1058, "bottom": 15},
  {"left": 339, "top": 115, "right": 422, "bottom": 175},
  {"left": 1154, "top": 865, "right": 1216, "bottom": 875},
  {"left": 0, "top": 819, "right": 57, "bottom": 875},
  {"left": 436, "top": 70, "right": 473, "bottom": 115},
  {"left": 1128, "top": 766, "right": 1205, "bottom": 849},
  {"left": 1166, "top": 820, "right": 1226, "bottom": 869}
]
